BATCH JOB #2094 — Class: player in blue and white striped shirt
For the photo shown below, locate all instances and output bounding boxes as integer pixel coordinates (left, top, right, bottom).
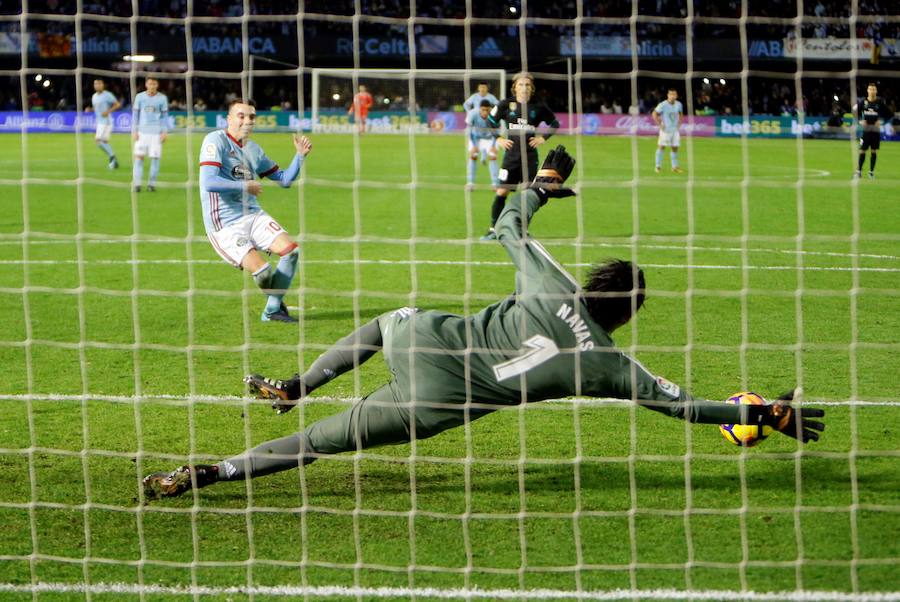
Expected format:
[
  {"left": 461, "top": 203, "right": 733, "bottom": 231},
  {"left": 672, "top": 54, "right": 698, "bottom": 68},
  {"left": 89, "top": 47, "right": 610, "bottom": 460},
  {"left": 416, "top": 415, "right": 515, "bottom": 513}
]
[
  {"left": 87, "top": 79, "right": 121, "bottom": 169},
  {"left": 652, "top": 89, "right": 684, "bottom": 174},
  {"left": 198, "top": 99, "right": 312, "bottom": 323},
  {"left": 466, "top": 100, "right": 499, "bottom": 187},
  {"left": 463, "top": 82, "right": 499, "bottom": 114},
  {"left": 132, "top": 77, "right": 169, "bottom": 192}
]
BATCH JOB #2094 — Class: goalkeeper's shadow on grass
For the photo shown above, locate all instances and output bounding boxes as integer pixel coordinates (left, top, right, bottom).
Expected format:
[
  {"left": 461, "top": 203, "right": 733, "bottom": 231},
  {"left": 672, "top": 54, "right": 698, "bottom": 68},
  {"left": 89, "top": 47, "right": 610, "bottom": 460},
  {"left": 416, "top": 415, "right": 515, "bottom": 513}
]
[{"left": 162, "top": 454, "right": 862, "bottom": 505}]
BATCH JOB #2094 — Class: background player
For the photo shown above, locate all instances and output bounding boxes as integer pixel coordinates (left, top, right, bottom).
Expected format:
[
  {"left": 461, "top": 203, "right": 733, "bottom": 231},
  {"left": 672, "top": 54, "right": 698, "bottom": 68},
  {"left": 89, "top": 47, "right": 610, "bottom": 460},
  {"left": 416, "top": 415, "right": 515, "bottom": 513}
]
[
  {"left": 86, "top": 78, "right": 120, "bottom": 169},
  {"left": 348, "top": 84, "right": 373, "bottom": 133},
  {"left": 466, "top": 100, "right": 500, "bottom": 188},
  {"left": 143, "top": 147, "right": 825, "bottom": 500},
  {"left": 463, "top": 82, "right": 499, "bottom": 113},
  {"left": 652, "top": 88, "right": 684, "bottom": 174},
  {"left": 131, "top": 77, "right": 169, "bottom": 192},
  {"left": 854, "top": 83, "right": 886, "bottom": 179},
  {"left": 197, "top": 99, "right": 312, "bottom": 323},
  {"left": 482, "top": 72, "right": 559, "bottom": 240}
]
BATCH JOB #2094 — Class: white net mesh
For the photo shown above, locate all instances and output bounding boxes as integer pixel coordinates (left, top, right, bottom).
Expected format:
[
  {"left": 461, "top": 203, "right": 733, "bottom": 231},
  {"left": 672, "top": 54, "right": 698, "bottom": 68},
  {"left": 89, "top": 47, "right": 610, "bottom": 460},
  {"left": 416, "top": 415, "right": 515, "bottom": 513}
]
[{"left": 0, "top": 1, "right": 899, "bottom": 600}]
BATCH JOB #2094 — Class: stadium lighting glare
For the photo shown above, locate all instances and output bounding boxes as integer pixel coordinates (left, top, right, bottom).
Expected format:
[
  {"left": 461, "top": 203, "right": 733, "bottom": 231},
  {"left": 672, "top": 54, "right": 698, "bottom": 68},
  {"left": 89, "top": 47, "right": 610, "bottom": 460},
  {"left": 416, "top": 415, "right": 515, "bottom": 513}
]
[
  {"left": 332, "top": 93, "right": 340, "bottom": 101},
  {"left": 383, "top": 98, "right": 389, "bottom": 104},
  {"left": 42, "top": 79, "right": 50, "bottom": 88},
  {"left": 123, "top": 54, "right": 155, "bottom": 62},
  {"left": 833, "top": 95, "right": 840, "bottom": 101},
  {"left": 35, "top": 74, "right": 43, "bottom": 82},
  {"left": 702, "top": 77, "right": 709, "bottom": 84},
  {"left": 509, "top": 6, "right": 517, "bottom": 14},
  {"left": 719, "top": 78, "right": 726, "bottom": 85}
]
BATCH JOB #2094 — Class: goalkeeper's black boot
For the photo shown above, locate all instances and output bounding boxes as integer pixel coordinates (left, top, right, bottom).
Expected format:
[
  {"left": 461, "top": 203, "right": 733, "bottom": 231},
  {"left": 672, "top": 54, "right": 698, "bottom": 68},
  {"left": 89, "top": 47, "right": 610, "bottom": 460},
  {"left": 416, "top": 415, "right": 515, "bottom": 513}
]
[
  {"left": 143, "top": 464, "right": 218, "bottom": 501},
  {"left": 244, "top": 373, "right": 304, "bottom": 414}
]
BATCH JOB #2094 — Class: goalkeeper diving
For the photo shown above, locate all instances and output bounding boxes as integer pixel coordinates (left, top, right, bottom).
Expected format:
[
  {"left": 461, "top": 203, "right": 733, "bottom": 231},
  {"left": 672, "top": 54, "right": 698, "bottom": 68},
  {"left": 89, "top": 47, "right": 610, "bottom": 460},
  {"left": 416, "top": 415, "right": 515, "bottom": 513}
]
[{"left": 143, "top": 146, "right": 826, "bottom": 500}]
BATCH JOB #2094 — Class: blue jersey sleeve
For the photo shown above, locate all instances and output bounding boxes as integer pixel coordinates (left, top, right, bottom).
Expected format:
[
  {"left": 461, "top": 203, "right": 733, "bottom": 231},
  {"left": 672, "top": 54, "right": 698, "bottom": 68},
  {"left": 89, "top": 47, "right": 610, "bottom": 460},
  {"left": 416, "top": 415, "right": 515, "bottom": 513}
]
[
  {"left": 131, "top": 95, "right": 141, "bottom": 133},
  {"left": 198, "top": 133, "right": 225, "bottom": 167},
  {"left": 265, "top": 154, "right": 304, "bottom": 188},
  {"left": 160, "top": 95, "right": 169, "bottom": 133}
]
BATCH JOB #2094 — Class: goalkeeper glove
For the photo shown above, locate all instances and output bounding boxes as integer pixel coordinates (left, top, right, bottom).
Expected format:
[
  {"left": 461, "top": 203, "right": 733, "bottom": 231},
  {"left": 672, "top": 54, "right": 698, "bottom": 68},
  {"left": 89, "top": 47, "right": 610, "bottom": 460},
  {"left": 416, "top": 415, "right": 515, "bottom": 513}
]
[
  {"left": 529, "top": 144, "right": 576, "bottom": 203},
  {"left": 746, "top": 389, "right": 826, "bottom": 443}
]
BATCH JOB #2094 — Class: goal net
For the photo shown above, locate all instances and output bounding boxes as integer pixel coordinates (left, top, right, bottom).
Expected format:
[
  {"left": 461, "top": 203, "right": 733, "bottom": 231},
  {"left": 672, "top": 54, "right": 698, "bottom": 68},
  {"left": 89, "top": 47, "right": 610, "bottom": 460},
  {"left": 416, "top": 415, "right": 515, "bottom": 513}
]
[{"left": 1, "top": 2, "right": 898, "bottom": 601}]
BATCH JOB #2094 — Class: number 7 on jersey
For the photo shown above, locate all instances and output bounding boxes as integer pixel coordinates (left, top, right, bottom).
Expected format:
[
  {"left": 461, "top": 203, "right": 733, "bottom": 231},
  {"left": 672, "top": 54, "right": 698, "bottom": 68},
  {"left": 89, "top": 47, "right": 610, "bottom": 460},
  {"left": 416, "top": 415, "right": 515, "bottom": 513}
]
[{"left": 493, "top": 335, "right": 560, "bottom": 381}]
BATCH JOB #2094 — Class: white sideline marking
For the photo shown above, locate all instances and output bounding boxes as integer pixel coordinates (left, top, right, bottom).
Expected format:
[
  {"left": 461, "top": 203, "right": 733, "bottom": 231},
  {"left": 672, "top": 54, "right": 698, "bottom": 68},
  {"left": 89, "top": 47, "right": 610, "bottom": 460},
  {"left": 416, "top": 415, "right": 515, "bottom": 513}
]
[
  {"left": 2, "top": 393, "right": 898, "bottom": 408},
  {"left": 2, "top": 258, "right": 899, "bottom": 273},
  {"left": 0, "top": 582, "right": 898, "bottom": 601},
  {"left": 2, "top": 237, "right": 899, "bottom": 263}
]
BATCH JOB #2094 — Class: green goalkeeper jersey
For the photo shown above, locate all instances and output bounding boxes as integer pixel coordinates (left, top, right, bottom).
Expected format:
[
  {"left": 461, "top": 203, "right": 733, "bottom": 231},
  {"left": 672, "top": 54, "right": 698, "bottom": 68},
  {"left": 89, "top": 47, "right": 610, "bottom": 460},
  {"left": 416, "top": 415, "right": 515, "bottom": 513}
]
[{"left": 378, "top": 191, "right": 741, "bottom": 438}]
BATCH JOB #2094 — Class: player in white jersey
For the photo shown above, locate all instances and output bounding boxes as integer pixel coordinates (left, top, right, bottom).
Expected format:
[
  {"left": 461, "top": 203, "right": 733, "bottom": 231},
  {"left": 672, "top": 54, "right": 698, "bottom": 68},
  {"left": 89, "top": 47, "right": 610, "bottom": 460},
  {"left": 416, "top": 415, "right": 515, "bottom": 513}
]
[
  {"left": 463, "top": 82, "right": 499, "bottom": 114},
  {"left": 466, "top": 100, "right": 499, "bottom": 188},
  {"left": 652, "top": 89, "right": 684, "bottom": 174},
  {"left": 199, "top": 99, "right": 313, "bottom": 323},
  {"left": 86, "top": 79, "right": 121, "bottom": 169},
  {"left": 132, "top": 77, "right": 169, "bottom": 192}
]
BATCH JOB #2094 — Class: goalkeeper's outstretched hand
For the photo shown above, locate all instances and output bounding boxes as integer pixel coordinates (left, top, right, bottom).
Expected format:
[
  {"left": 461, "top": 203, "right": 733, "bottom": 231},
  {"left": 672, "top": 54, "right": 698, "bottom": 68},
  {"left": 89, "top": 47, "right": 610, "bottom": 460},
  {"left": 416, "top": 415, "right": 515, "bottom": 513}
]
[
  {"left": 766, "top": 389, "right": 826, "bottom": 443},
  {"left": 529, "top": 145, "right": 576, "bottom": 203}
]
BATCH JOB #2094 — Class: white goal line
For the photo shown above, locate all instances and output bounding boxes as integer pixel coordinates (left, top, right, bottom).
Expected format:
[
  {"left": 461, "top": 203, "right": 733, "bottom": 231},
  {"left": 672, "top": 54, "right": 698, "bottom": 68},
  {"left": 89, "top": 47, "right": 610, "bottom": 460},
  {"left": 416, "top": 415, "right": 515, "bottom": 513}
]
[{"left": 0, "top": 582, "right": 897, "bottom": 601}]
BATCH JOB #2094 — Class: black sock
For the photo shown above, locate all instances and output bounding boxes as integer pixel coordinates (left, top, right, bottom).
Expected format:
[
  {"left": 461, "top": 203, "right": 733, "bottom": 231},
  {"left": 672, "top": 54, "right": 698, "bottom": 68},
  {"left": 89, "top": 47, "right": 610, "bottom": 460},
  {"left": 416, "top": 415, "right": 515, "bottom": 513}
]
[
  {"left": 870, "top": 154, "right": 877, "bottom": 172},
  {"left": 491, "top": 195, "right": 506, "bottom": 226},
  {"left": 858, "top": 153, "right": 865, "bottom": 171}
]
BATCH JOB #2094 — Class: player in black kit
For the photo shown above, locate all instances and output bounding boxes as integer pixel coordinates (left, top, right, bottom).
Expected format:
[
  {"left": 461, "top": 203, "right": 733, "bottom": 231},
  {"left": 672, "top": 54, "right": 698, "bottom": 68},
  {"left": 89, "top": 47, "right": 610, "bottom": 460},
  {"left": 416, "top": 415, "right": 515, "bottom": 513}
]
[
  {"left": 855, "top": 83, "right": 887, "bottom": 179},
  {"left": 481, "top": 72, "right": 559, "bottom": 240}
]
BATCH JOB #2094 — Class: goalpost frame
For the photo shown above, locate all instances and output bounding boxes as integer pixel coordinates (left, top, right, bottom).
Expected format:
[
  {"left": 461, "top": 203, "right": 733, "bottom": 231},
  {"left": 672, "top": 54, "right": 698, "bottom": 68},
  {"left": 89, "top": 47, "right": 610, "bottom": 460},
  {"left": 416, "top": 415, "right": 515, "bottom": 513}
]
[{"left": 310, "top": 67, "right": 507, "bottom": 130}]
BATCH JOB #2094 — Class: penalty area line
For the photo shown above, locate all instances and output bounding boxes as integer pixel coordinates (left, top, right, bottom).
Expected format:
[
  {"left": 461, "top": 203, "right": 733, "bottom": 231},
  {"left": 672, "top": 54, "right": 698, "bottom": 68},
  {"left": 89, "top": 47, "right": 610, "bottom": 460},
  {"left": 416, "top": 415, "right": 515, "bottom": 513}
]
[{"left": 0, "top": 582, "right": 898, "bottom": 601}]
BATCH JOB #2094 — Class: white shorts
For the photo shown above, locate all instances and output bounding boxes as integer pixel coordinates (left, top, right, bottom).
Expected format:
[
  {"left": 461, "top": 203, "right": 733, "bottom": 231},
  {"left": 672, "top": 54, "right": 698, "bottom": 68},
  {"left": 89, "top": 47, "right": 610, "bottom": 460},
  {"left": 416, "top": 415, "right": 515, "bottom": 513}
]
[
  {"left": 95, "top": 124, "right": 112, "bottom": 141},
  {"left": 468, "top": 138, "right": 497, "bottom": 161},
  {"left": 658, "top": 130, "right": 680, "bottom": 148},
  {"left": 134, "top": 133, "right": 163, "bottom": 159},
  {"left": 207, "top": 211, "right": 287, "bottom": 268}
]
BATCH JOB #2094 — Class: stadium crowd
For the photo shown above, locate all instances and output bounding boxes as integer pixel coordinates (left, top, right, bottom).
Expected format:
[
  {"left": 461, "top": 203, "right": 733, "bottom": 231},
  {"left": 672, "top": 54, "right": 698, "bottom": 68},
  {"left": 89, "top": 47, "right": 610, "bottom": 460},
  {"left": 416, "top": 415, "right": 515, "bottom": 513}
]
[
  {"left": 7, "top": 0, "right": 897, "bottom": 39},
  {"left": 2, "top": 0, "right": 895, "bottom": 119}
]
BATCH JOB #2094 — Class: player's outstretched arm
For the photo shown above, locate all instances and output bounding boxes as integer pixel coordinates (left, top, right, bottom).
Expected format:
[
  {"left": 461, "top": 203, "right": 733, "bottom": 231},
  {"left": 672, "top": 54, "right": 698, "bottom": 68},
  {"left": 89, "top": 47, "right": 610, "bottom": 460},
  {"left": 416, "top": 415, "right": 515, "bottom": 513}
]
[
  {"left": 627, "top": 378, "right": 825, "bottom": 443},
  {"left": 493, "top": 146, "right": 578, "bottom": 293},
  {"left": 264, "top": 135, "right": 312, "bottom": 188}
]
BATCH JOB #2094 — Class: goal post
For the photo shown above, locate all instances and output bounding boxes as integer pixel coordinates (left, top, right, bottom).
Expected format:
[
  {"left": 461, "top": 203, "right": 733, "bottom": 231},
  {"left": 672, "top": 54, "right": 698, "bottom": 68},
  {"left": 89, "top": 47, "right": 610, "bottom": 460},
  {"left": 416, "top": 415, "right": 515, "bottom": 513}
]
[{"left": 311, "top": 68, "right": 506, "bottom": 133}]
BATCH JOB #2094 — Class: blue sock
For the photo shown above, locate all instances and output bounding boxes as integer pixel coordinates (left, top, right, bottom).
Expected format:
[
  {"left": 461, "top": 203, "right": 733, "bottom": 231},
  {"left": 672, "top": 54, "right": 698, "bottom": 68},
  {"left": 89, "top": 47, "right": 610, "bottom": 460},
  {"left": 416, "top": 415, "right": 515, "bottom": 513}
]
[
  {"left": 489, "top": 159, "right": 499, "bottom": 186},
  {"left": 265, "top": 248, "right": 299, "bottom": 314},
  {"left": 655, "top": 149, "right": 663, "bottom": 169},
  {"left": 98, "top": 142, "right": 114, "bottom": 159},
  {"left": 148, "top": 158, "right": 160, "bottom": 185},
  {"left": 467, "top": 158, "right": 477, "bottom": 184},
  {"left": 671, "top": 152, "right": 679, "bottom": 169},
  {"left": 132, "top": 158, "right": 144, "bottom": 186}
]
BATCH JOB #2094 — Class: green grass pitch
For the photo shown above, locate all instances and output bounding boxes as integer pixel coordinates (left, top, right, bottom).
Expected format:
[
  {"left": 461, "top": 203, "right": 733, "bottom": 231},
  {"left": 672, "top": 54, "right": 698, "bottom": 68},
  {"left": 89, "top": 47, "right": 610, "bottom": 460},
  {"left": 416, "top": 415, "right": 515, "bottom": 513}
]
[{"left": 0, "top": 131, "right": 898, "bottom": 600}]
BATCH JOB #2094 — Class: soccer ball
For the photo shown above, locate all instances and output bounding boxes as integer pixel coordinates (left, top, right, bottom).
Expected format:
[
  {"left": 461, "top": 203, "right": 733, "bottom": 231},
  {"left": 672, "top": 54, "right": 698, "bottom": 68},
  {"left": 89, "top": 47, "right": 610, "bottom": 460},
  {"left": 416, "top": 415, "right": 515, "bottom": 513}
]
[{"left": 719, "top": 392, "right": 773, "bottom": 447}]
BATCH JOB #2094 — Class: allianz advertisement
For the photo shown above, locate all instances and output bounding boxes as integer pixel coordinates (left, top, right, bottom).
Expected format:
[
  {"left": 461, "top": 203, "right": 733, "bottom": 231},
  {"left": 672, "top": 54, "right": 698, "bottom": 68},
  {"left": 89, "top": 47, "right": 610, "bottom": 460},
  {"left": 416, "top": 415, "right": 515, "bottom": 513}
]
[{"left": 0, "top": 110, "right": 430, "bottom": 133}]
